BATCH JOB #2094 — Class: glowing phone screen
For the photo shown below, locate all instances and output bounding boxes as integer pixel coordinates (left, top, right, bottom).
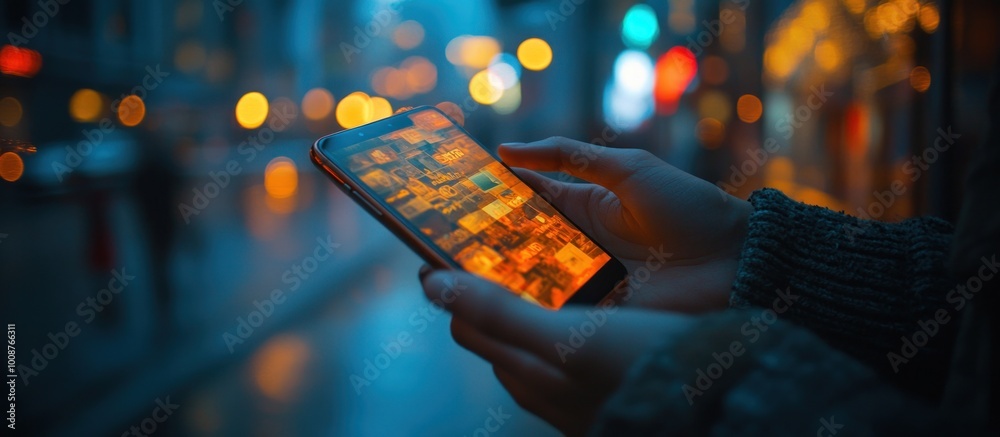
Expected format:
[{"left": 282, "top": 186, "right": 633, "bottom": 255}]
[{"left": 329, "top": 108, "right": 611, "bottom": 309}]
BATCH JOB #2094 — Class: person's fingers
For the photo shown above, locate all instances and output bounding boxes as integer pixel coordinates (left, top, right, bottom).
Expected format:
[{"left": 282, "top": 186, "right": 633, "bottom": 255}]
[
  {"left": 421, "top": 271, "right": 579, "bottom": 366},
  {"left": 498, "top": 137, "right": 660, "bottom": 195},
  {"left": 418, "top": 264, "right": 432, "bottom": 281},
  {"left": 510, "top": 168, "right": 604, "bottom": 235},
  {"left": 493, "top": 367, "right": 593, "bottom": 437},
  {"left": 451, "top": 318, "right": 575, "bottom": 398},
  {"left": 450, "top": 316, "right": 603, "bottom": 434}
]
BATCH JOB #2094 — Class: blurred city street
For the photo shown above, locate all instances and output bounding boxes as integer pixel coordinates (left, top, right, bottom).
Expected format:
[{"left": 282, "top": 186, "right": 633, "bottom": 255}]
[{"left": 1, "top": 0, "right": 995, "bottom": 435}]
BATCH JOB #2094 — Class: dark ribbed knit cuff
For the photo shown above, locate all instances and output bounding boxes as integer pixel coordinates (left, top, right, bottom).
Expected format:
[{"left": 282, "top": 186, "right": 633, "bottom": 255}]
[{"left": 729, "top": 188, "right": 955, "bottom": 398}]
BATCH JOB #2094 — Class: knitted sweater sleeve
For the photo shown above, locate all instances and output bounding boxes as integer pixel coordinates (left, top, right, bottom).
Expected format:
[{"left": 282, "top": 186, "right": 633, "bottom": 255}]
[
  {"left": 728, "top": 188, "right": 956, "bottom": 399},
  {"left": 590, "top": 311, "right": 950, "bottom": 436}
]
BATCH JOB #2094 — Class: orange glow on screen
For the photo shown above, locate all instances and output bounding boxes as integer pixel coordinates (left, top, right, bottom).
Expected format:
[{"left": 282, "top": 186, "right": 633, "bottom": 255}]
[{"left": 332, "top": 109, "right": 610, "bottom": 309}]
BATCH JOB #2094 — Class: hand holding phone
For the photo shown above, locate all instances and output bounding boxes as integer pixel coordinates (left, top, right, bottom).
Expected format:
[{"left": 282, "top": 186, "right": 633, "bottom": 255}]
[{"left": 311, "top": 106, "right": 627, "bottom": 309}]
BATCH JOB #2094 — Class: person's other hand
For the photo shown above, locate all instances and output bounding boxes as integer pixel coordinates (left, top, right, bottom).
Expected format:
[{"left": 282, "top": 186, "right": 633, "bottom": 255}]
[
  {"left": 499, "top": 137, "right": 751, "bottom": 312},
  {"left": 421, "top": 270, "right": 692, "bottom": 436}
]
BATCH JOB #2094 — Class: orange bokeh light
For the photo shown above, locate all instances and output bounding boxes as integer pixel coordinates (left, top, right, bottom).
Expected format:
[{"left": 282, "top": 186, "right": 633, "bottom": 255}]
[
  {"left": 736, "top": 94, "right": 763, "bottom": 123},
  {"left": 0, "top": 152, "right": 24, "bottom": 182},
  {"left": 264, "top": 157, "right": 298, "bottom": 199},
  {"left": 654, "top": 46, "right": 697, "bottom": 115},
  {"left": 117, "top": 95, "right": 146, "bottom": 127}
]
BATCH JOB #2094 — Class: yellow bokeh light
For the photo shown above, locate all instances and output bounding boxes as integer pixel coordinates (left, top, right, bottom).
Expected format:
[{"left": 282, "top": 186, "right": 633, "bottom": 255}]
[
  {"left": 800, "top": 1, "right": 829, "bottom": 30},
  {"left": 843, "top": 0, "right": 865, "bottom": 15},
  {"left": 814, "top": 40, "right": 840, "bottom": 71},
  {"left": 737, "top": 94, "right": 763, "bottom": 123},
  {"left": 445, "top": 36, "right": 470, "bottom": 65},
  {"left": 264, "top": 157, "right": 298, "bottom": 199},
  {"left": 117, "top": 95, "right": 146, "bottom": 127},
  {"left": 919, "top": 4, "right": 940, "bottom": 33},
  {"left": 786, "top": 25, "right": 815, "bottom": 56},
  {"left": 469, "top": 70, "right": 504, "bottom": 105},
  {"left": 69, "top": 89, "right": 104, "bottom": 122},
  {"left": 301, "top": 88, "right": 335, "bottom": 121},
  {"left": 697, "top": 90, "right": 731, "bottom": 124},
  {"left": 764, "top": 47, "right": 796, "bottom": 79},
  {"left": 0, "top": 152, "right": 24, "bottom": 182},
  {"left": 876, "top": 3, "right": 906, "bottom": 33},
  {"left": 235, "top": 92, "right": 269, "bottom": 129},
  {"left": 370, "top": 96, "right": 393, "bottom": 121},
  {"left": 335, "top": 91, "right": 373, "bottom": 128},
  {"left": 894, "top": 0, "right": 921, "bottom": 16},
  {"left": 459, "top": 36, "right": 502, "bottom": 69},
  {"left": 695, "top": 118, "right": 725, "bottom": 148},
  {"left": 392, "top": 20, "right": 425, "bottom": 50},
  {"left": 0, "top": 97, "right": 23, "bottom": 127},
  {"left": 517, "top": 38, "right": 553, "bottom": 71},
  {"left": 910, "top": 66, "right": 931, "bottom": 92}
]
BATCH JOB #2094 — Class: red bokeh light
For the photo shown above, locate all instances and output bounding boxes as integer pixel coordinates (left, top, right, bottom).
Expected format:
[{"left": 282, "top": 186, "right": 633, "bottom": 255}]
[
  {"left": 0, "top": 45, "right": 42, "bottom": 78},
  {"left": 654, "top": 46, "right": 697, "bottom": 115}
]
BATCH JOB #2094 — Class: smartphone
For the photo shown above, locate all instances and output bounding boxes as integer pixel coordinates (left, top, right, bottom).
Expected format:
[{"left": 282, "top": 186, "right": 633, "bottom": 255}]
[{"left": 310, "top": 106, "right": 627, "bottom": 309}]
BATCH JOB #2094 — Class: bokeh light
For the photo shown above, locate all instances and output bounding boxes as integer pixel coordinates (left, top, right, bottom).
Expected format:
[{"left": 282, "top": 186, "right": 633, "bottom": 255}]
[
  {"left": 69, "top": 89, "right": 105, "bottom": 122},
  {"left": 492, "top": 82, "right": 521, "bottom": 115},
  {"left": 621, "top": 4, "right": 660, "bottom": 49},
  {"left": 843, "top": 0, "right": 866, "bottom": 15},
  {"left": 469, "top": 70, "right": 504, "bottom": 105},
  {"left": 235, "top": 92, "right": 269, "bottom": 129},
  {"left": 384, "top": 68, "right": 411, "bottom": 100},
  {"left": 614, "top": 50, "right": 654, "bottom": 96},
  {"left": 448, "top": 36, "right": 501, "bottom": 69},
  {"left": 814, "top": 40, "right": 840, "bottom": 71},
  {"left": 370, "top": 96, "right": 393, "bottom": 121},
  {"left": 264, "top": 157, "right": 298, "bottom": 199},
  {"left": 919, "top": 4, "right": 940, "bottom": 33},
  {"left": 392, "top": 20, "right": 425, "bottom": 50},
  {"left": 701, "top": 55, "right": 729, "bottom": 85},
  {"left": 251, "top": 335, "right": 311, "bottom": 402},
  {"left": 0, "top": 45, "right": 42, "bottom": 78},
  {"left": 696, "top": 118, "right": 725, "bottom": 148},
  {"left": 0, "top": 152, "right": 24, "bottom": 182},
  {"left": 697, "top": 91, "right": 731, "bottom": 124},
  {"left": 402, "top": 56, "right": 438, "bottom": 94},
  {"left": 800, "top": 1, "right": 829, "bottom": 30},
  {"left": 0, "top": 97, "right": 23, "bottom": 127},
  {"left": 910, "top": 66, "right": 931, "bottom": 92},
  {"left": 301, "top": 88, "right": 335, "bottom": 121},
  {"left": 117, "top": 95, "right": 146, "bottom": 127},
  {"left": 737, "top": 94, "right": 763, "bottom": 123},
  {"left": 335, "top": 91, "right": 374, "bottom": 128},
  {"left": 517, "top": 38, "right": 552, "bottom": 71},
  {"left": 653, "top": 46, "right": 697, "bottom": 114}
]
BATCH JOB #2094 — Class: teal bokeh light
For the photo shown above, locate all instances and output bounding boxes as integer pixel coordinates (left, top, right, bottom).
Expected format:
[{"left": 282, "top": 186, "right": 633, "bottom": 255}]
[{"left": 621, "top": 4, "right": 659, "bottom": 49}]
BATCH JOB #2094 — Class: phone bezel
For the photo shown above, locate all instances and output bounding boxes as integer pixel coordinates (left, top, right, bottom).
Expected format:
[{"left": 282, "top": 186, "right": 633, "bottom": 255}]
[{"left": 310, "top": 105, "right": 627, "bottom": 308}]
